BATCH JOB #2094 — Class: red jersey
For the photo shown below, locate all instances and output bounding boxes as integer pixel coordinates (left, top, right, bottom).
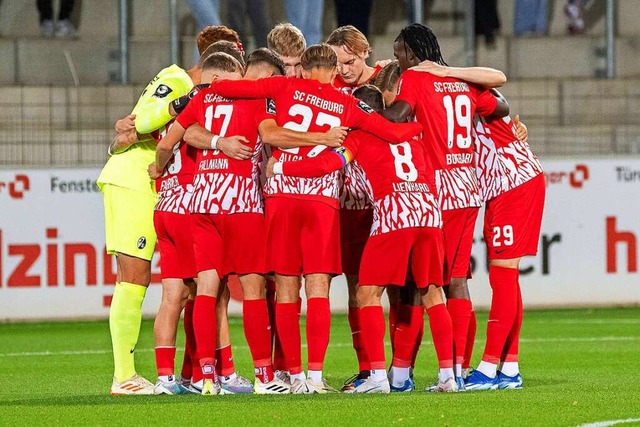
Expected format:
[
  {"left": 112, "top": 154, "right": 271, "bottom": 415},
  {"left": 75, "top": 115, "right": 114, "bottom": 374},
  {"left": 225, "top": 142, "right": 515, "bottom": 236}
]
[
  {"left": 280, "top": 130, "right": 441, "bottom": 235},
  {"left": 474, "top": 115, "right": 544, "bottom": 202},
  {"left": 332, "top": 65, "right": 382, "bottom": 93},
  {"left": 332, "top": 65, "right": 382, "bottom": 211},
  {"left": 176, "top": 87, "right": 271, "bottom": 215},
  {"left": 151, "top": 121, "right": 197, "bottom": 214},
  {"left": 210, "top": 76, "right": 422, "bottom": 207},
  {"left": 395, "top": 70, "right": 498, "bottom": 211}
]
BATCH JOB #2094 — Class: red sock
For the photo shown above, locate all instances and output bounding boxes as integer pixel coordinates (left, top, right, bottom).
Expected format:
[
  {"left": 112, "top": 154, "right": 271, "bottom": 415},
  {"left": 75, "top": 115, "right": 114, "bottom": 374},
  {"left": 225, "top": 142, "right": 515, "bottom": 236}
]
[
  {"left": 155, "top": 346, "right": 176, "bottom": 377},
  {"left": 193, "top": 295, "right": 217, "bottom": 380},
  {"left": 388, "top": 303, "right": 399, "bottom": 353},
  {"left": 348, "top": 307, "right": 370, "bottom": 371},
  {"left": 426, "top": 303, "right": 454, "bottom": 369},
  {"left": 306, "top": 297, "right": 331, "bottom": 371},
  {"left": 266, "top": 278, "right": 286, "bottom": 371},
  {"left": 502, "top": 285, "right": 523, "bottom": 363},
  {"left": 359, "top": 305, "right": 387, "bottom": 370},
  {"left": 482, "top": 265, "right": 519, "bottom": 364},
  {"left": 243, "top": 299, "right": 274, "bottom": 383},
  {"left": 463, "top": 309, "right": 477, "bottom": 370},
  {"left": 275, "top": 302, "right": 302, "bottom": 374},
  {"left": 447, "top": 298, "right": 473, "bottom": 368},
  {"left": 392, "top": 305, "right": 424, "bottom": 368},
  {"left": 180, "top": 299, "right": 195, "bottom": 380},
  {"left": 215, "top": 344, "right": 235, "bottom": 377},
  {"left": 410, "top": 313, "right": 424, "bottom": 368}
]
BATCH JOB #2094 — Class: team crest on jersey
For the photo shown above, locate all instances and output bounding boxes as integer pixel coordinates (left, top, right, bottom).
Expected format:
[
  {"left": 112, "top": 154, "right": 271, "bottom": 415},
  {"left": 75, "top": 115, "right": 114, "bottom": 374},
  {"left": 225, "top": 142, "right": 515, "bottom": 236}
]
[
  {"left": 266, "top": 98, "right": 276, "bottom": 115},
  {"left": 137, "top": 236, "right": 147, "bottom": 249},
  {"left": 153, "top": 84, "right": 172, "bottom": 98},
  {"left": 357, "top": 101, "right": 374, "bottom": 114}
]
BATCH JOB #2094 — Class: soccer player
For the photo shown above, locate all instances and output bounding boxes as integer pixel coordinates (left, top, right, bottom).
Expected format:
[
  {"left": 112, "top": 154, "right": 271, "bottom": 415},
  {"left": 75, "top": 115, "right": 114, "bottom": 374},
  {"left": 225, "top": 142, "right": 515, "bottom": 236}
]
[
  {"left": 267, "top": 23, "right": 306, "bottom": 77},
  {"left": 465, "top": 98, "right": 545, "bottom": 391},
  {"left": 102, "top": 26, "right": 245, "bottom": 396},
  {"left": 98, "top": 63, "right": 194, "bottom": 396},
  {"left": 382, "top": 23, "right": 509, "bottom": 391},
  {"left": 267, "top": 84, "right": 446, "bottom": 394},
  {"left": 325, "top": 25, "right": 382, "bottom": 388},
  {"left": 209, "top": 44, "right": 423, "bottom": 394}
]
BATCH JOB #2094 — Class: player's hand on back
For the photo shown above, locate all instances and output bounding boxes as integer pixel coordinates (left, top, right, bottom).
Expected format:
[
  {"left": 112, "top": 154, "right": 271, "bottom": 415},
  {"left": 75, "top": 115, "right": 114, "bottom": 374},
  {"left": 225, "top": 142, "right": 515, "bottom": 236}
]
[
  {"left": 148, "top": 162, "right": 163, "bottom": 179},
  {"left": 218, "top": 135, "right": 253, "bottom": 160},
  {"left": 410, "top": 60, "right": 448, "bottom": 77},
  {"left": 320, "top": 126, "right": 348, "bottom": 147},
  {"left": 266, "top": 156, "right": 277, "bottom": 178},
  {"left": 115, "top": 114, "right": 136, "bottom": 133},
  {"left": 513, "top": 115, "right": 528, "bottom": 142}
]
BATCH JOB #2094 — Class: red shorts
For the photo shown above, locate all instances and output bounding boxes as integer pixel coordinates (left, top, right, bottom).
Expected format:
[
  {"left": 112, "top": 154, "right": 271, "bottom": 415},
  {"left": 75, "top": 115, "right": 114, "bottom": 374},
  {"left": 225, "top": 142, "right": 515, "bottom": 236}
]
[
  {"left": 442, "top": 207, "right": 480, "bottom": 283},
  {"left": 265, "top": 197, "right": 341, "bottom": 276},
  {"left": 191, "top": 213, "right": 267, "bottom": 276},
  {"left": 484, "top": 173, "right": 546, "bottom": 260},
  {"left": 340, "top": 208, "right": 373, "bottom": 276},
  {"left": 359, "top": 227, "right": 444, "bottom": 288},
  {"left": 154, "top": 211, "right": 196, "bottom": 279}
]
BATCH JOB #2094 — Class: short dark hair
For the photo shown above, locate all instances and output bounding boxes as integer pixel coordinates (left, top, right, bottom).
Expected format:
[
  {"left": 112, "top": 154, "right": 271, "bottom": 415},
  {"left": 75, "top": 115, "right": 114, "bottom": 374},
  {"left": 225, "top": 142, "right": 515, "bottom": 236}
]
[
  {"left": 300, "top": 44, "right": 337, "bottom": 70},
  {"left": 353, "top": 84, "right": 385, "bottom": 113},
  {"left": 246, "top": 48, "right": 286, "bottom": 76},
  {"left": 198, "top": 41, "right": 245, "bottom": 68},
  {"left": 201, "top": 52, "right": 244, "bottom": 74}
]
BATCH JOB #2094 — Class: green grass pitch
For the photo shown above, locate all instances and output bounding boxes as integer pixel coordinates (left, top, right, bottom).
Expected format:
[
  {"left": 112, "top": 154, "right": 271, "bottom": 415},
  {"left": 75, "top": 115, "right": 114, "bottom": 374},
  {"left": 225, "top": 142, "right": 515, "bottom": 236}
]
[{"left": 1, "top": 307, "right": 639, "bottom": 426}]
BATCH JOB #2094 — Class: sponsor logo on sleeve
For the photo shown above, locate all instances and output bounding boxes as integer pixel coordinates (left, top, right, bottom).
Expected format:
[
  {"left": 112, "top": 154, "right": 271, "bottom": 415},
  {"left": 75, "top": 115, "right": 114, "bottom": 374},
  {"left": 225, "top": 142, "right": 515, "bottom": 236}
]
[
  {"left": 266, "top": 98, "right": 276, "bottom": 115},
  {"left": 153, "top": 84, "right": 173, "bottom": 98},
  {"left": 356, "top": 100, "right": 374, "bottom": 115}
]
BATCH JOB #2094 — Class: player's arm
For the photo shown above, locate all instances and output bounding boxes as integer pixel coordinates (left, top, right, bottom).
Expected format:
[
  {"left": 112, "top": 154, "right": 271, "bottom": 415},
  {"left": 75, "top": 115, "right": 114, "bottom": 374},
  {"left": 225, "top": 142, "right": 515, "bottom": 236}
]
[
  {"left": 209, "top": 76, "right": 285, "bottom": 100},
  {"left": 169, "top": 84, "right": 210, "bottom": 117},
  {"left": 347, "top": 99, "right": 421, "bottom": 142},
  {"left": 381, "top": 100, "right": 413, "bottom": 123},
  {"left": 182, "top": 124, "right": 252, "bottom": 160},
  {"left": 108, "top": 114, "right": 154, "bottom": 154},
  {"left": 258, "top": 119, "right": 347, "bottom": 149},
  {"left": 149, "top": 121, "right": 188, "bottom": 178},
  {"left": 269, "top": 143, "right": 357, "bottom": 178},
  {"left": 411, "top": 60, "right": 507, "bottom": 88},
  {"left": 484, "top": 88, "right": 510, "bottom": 118},
  {"left": 135, "top": 75, "right": 192, "bottom": 134}
]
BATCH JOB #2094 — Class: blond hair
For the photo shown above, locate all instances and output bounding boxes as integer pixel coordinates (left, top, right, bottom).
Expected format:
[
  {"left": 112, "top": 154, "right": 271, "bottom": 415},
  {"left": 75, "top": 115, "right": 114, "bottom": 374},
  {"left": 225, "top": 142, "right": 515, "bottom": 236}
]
[
  {"left": 267, "top": 23, "right": 306, "bottom": 57},
  {"left": 326, "top": 25, "right": 371, "bottom": 57},
  {"left": 301, "top": 44, "right": 338, "bottom": 70}
]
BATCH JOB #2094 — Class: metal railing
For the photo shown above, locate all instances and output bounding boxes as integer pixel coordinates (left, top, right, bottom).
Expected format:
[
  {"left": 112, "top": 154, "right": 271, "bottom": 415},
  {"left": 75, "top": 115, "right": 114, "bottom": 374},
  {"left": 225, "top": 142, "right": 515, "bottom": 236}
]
[{"left": 1, "top": 78, "right": 639, "bottom": 168}]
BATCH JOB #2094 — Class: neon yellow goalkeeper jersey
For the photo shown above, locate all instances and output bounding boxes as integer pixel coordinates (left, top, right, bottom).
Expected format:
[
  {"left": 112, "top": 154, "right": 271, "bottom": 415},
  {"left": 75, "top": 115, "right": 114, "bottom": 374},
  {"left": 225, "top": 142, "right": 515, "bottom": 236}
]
[{"left": 97, "top": 64, "right": 193, "bottom": 193}]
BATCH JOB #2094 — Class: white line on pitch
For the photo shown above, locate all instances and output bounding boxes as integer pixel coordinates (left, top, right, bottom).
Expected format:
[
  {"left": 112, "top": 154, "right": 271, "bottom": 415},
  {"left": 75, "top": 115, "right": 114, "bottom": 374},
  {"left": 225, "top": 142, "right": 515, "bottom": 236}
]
[
  {"left": 576, "top": 418, "right": 640, "bottom": 427},
  {"left": 0, "top": 336, "right": 638, "bottom": 358}
]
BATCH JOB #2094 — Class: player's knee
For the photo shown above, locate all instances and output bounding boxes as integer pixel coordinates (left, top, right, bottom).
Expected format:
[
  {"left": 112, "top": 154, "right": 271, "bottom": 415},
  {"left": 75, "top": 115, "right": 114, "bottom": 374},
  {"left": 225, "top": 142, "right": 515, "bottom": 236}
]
[
  {"left": 490, "top": 258, "right": 521, "bottom": 269},
  {"left": 357, "top": 286, "right": 383, "bottom": 307},
  {"left": 422, "top": 285, "right": 445, "bottom": 308}
]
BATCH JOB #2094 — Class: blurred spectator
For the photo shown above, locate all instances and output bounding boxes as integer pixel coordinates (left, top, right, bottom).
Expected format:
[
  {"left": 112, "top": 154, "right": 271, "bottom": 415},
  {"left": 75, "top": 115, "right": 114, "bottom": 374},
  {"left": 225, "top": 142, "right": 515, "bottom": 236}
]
[
  {"left": 514, "top": 0, "right": 548, "bottom": 36},
  {"left": 186, "top": 0, "right": 221, "bottom": 31},
  {"left": 334, "top": 0, "right": 372, "bottom": 37},
  {"left": 405, "top": 0, "right": 436, "bottom": 24},
  {"left": 228, "top": 0, "right": 270, "bottom": 48},
  {"left": 285, "top": 0, "right": 324, "bottom": 45},
  {"left": 564, "top": 0, "right": 585, "bottom": 35},
  {"left": 475, "top": 0, "right": 500, "bottom": 48},
  {"left": 37, "top": 0, "right": 76, "bottom": 38}
]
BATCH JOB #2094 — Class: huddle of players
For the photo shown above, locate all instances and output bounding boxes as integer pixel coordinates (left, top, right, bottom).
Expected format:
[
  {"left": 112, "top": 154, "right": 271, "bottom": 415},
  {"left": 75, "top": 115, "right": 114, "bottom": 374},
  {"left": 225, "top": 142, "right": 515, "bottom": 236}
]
[{"left": 109, "top": 22, "right": 545, "bottom": 396}]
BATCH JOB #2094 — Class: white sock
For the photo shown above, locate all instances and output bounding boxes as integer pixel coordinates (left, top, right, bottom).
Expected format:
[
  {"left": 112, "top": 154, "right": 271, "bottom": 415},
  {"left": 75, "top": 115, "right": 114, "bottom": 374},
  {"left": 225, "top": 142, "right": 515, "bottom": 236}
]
[
  {"left": 307, "top": 370, "right": 323, "bottom": 383},
  {"left": 390, "top": 366, "right": 410, "bottom": 387},
  {"left": 158, "top": 374, "right": 174, "bottom": 383},
  {"left": 455, "top": 363, "right": 462, "bottom": 377},
  {"left": 370, "top": 369, "right": 387, "bottom": 382},
  {"left": 290, "top": 372, "right": 305, "bottom": 382},
  {"left": 500, "top": 361, "right": 519, "bottom": 377},
  {"left": 477, "top": 361, "right": 497, "bottom": 378},
  {"left": 220, "top": 372, "right": 237, "bottom": 383},
  {"left": 438, "top": 368, "right": 455, "bottom": 383}
]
